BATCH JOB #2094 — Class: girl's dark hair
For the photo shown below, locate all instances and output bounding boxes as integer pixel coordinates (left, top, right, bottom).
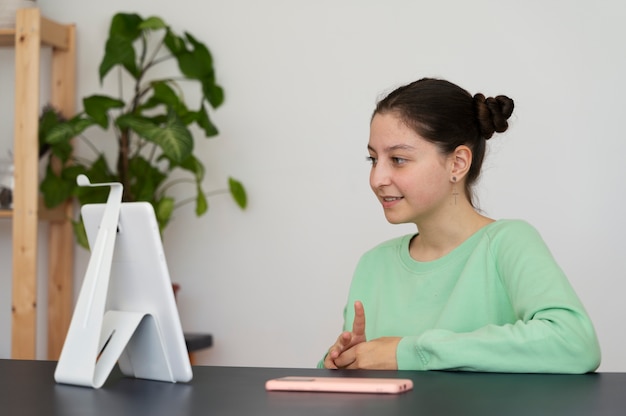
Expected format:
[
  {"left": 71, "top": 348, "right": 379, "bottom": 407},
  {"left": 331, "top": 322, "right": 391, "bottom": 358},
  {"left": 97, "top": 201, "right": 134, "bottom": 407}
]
[{"left": 373, "top": 78, "right": 514, "bottom": 207}]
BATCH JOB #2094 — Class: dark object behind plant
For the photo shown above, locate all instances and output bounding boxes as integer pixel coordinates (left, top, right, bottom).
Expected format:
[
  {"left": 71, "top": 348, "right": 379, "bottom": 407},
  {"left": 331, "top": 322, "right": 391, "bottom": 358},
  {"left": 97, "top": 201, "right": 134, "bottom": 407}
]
[
  {"left": 39, "top": 12, "right": 246, "bottom": 247},
  {"left": 0, "top": 188, "right": 11, "bottom": 209}
]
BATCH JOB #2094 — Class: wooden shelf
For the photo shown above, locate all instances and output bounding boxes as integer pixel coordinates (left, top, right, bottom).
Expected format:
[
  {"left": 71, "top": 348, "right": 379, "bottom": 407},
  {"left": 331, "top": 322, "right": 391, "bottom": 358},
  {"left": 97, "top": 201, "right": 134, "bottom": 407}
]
[
  {"left": 1, "top": 8, "right": 76, "bottom": 360},
  {"left": 0, "top": 15, "right": 71, "bottom": 48},
  {"left": 0, "top": 197, "right": 69, "bottom": 221}
]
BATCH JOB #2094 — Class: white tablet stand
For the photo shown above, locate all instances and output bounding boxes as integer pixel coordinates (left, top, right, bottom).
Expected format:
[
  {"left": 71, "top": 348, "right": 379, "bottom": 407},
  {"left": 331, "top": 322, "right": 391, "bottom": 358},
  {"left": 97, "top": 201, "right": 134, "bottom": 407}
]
[{"left": 54, "top": 175, "right": 190, "bottom": 388}]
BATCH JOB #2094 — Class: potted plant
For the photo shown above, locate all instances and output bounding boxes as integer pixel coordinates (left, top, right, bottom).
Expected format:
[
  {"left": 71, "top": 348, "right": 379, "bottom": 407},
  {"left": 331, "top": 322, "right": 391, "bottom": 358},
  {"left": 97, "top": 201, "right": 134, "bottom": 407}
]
[{"left": 38, "top": 12, "right": 246, "bottom": 247}]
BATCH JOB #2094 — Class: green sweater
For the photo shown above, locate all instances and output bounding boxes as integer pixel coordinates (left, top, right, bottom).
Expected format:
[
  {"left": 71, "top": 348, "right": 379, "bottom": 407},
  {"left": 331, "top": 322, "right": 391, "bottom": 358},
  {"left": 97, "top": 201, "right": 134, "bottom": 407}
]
[{"left": 320, "top": 220, "right": 600, "bottom": 373}]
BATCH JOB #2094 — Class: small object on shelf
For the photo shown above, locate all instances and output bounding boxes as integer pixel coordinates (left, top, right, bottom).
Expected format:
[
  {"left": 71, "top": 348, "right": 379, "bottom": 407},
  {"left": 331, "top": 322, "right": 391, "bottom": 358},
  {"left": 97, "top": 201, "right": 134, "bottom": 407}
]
[
  {"left": 0, "top": 158, "right": 13, "bottom": 209},
  {"left": 184, "top": 332, "right": 213, "bottom": 365},
  {"left": 184, "top": 333, "right": 213, "bottom": 353},
  {"left": 0, "top": 0, "right": 37, "bottom": 29}
]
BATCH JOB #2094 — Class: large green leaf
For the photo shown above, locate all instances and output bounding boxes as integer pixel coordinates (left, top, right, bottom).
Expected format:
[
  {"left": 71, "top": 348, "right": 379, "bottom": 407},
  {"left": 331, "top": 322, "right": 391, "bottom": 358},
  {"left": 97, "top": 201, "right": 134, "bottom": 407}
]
[
  {"left": 99, "top": 13, "right": 144, "bottom": 81},
  {"left": 196, "top": 184, "right": 208, "bottom": 215},
  {"left": 43, "top": 123, "right": 74, "bottom": 145},
  {"left": 202, "top": 82, "right": 224, "bottom": 109},
  {"left": 39, "top": 165, "right": 81, "bottom": 208},
  {"left": 228, "top": 177, "right": 247, "bottom": 209},
  {"left": 129, "top": 156, "right": 167, "bottom": 202},
  {"left": 39, "top": 106, "right": 63, "bottom": 155},
  {"left": 178, "top": 154, "right": 205, "bottom": 182},
  {"left": 141, "top": 81, "right": 188, "bottom": 116},
  {"left": 184, "top": 33, "right": 224, "bottom": 106},
  {"left": 160, "top": 154, "right": 208, "bottom": 216},
  {"left": 43, "top": 116, "right": 96, "bottom": 163},
  {"left": 175, "top": 32, "right": 214, "bottom": 79},
  {"left": 75, "top": 156, "right": 116, "bottom": 205},
  {"left": 155, "top": 196, "right": 175, "bottom": 231},
  {"left": 39, "top": 110, "right": 74, "bottom": 162},
  {"left": 48, "top": 140, "right": 73, "bottom": 163},
  {"left": 165, "top": 31, "right": 224, "bottom": 109},
  {"left": 163, "top": 28, "right": 185, "bottom": 55},
  {"left": 109, "top": 13, "right": 143, "bottom": 40},
  {"left": 138, "top": 16, "right": 167, "bottom": 31},
  {"left": 117, "top": 112, "right": 193, "bottom": 164},
  {"left": 194, "top": 102, "right": 219, "bottom": 137},
  {"left": 72, "top": 219, "right": 89, "bottom": 249},
  {"left": 44, "top": 116, "right": 94, "bottom": 145},
  {"left": 99, "top": 35, "right": 139, "bottom": 82},
  {"left": 83, "top": 95, "right": 125, "bottom": 128}
]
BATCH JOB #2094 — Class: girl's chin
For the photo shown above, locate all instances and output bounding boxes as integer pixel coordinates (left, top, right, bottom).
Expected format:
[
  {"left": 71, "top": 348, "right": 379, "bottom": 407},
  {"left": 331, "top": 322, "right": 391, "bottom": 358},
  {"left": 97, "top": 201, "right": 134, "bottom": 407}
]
[{"left": 383, "top": 213, "right": 410, "bottom": 225}]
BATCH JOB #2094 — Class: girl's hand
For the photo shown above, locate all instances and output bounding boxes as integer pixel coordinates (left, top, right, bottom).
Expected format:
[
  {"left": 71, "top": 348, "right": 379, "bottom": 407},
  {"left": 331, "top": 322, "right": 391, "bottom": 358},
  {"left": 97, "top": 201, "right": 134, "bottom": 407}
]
[
  {"left": 333, "top": 336, "right": 401, "bottom": 369},
  {"left": 323, "top": 301, "right": 367, "bottom": 369}
]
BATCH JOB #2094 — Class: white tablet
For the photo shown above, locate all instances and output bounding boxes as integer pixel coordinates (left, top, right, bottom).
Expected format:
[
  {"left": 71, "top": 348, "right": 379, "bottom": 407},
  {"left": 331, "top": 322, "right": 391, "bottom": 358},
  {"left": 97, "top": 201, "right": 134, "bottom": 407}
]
[{"left": 81, "top": 202, "right": 192, "bottom": 384}]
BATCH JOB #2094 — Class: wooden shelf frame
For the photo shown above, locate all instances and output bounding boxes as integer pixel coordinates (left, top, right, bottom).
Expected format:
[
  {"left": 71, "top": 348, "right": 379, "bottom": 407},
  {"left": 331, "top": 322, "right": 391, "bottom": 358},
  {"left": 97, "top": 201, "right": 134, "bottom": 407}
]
[{"left": 0, "top": 8, "right": 76, "bottom": 360}]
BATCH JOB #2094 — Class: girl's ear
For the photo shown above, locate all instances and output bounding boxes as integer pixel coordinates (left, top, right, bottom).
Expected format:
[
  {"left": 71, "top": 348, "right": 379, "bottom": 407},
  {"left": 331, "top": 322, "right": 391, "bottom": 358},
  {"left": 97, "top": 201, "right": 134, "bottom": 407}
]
[{"left": 450, "top": 145, "right": 472, "bottom": 180}]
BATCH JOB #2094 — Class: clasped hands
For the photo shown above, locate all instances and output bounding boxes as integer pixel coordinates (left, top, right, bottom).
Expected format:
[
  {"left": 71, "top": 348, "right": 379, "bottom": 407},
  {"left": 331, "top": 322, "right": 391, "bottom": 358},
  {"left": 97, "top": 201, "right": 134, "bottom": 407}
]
[{"left": 323, "top": 300, "right": 401, "bottom": 370}]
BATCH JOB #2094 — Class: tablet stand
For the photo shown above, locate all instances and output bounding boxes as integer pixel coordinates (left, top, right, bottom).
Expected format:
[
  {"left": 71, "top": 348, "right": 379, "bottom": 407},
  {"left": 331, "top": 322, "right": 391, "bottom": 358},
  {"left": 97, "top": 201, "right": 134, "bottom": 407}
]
[{"left": 54, "top": 175, "right": 174, "bottom": 388}]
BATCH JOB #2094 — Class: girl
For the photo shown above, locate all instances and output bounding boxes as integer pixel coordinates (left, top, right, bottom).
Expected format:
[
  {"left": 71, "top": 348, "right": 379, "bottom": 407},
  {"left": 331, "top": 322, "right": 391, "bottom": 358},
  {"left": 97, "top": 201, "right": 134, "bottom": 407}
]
[{"left": 320, "top": 78, "right": 600, "bottom": 373}]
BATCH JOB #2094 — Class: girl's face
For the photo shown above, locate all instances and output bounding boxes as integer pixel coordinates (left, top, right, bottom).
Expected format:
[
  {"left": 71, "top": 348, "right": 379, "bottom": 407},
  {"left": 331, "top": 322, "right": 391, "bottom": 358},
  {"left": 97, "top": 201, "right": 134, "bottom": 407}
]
[{"left": 368, "top": 112, "right": 453, "bottom": 225}]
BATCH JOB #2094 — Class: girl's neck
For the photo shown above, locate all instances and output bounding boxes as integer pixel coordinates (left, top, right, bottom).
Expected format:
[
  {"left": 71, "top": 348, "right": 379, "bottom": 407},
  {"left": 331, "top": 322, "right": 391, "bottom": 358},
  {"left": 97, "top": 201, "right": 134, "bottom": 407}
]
[{"left": 409, "top": 208, "right": 493, "bottom": 262}]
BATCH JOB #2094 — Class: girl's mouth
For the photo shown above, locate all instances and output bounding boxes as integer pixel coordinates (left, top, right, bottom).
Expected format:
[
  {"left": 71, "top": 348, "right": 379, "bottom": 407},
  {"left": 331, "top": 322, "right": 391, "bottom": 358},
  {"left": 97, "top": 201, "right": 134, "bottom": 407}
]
[{"left": 381, "top": 196, "right": 403, "bottom": 208}]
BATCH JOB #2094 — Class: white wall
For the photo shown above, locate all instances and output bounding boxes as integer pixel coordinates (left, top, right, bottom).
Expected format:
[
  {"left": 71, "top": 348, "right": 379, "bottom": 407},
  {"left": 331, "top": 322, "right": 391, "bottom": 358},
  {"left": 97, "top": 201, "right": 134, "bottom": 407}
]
[{"left": 1, "top": 0, "right": 625, "bottom": 371}]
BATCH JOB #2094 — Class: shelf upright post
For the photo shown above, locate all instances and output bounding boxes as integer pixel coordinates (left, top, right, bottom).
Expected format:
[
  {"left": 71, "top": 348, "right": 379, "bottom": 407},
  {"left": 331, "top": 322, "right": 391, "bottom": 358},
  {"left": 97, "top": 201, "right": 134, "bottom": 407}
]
[
  {"left": 11, "top": 7, "right": 42, "bottom": 359},
  {"left": 46, "top": 14, "right": 76, "bottom": 361}
]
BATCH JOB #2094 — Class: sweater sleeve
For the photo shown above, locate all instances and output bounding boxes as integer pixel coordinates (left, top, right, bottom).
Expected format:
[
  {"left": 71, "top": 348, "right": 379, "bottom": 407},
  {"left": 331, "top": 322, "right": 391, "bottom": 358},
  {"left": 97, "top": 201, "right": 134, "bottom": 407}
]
[
  {"left": 397, "top": 222, "right": 601, "bottom": 373},
  {"left": 398, "top": 310, "right": 600, "bottom": 373}
]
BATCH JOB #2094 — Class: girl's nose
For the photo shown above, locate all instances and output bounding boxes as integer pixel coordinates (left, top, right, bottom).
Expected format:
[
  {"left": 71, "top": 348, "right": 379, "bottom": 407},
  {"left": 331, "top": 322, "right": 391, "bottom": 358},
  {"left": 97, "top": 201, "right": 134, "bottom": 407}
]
[{"left": 370, "top": 163, "right": 391, "bottom": 189}]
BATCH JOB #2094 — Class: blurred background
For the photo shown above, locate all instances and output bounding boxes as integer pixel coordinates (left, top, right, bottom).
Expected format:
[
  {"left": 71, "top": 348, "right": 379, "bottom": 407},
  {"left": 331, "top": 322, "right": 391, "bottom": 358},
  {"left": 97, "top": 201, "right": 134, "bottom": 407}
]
[{"left": 0, "top": 0, "right": 624, "bottom": 371}]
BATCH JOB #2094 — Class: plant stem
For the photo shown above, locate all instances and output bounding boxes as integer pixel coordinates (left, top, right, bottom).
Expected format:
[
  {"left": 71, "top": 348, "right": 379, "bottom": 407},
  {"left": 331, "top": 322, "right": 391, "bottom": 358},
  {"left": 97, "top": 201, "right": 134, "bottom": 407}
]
[
  {"left": 174, "top": 189, "right": 229, "bottom": 209},
  {"left": 117, "top": 128, "right": 132, "bottom": 201},
  {"left": 158, "top": 177, "right": 195, "bottom": 198},
  {"left": 144, "top": 35, "right": 166, "bottom": 72},
  {"left": 78, "top": 134, "right": 100, "bottom": 156}
]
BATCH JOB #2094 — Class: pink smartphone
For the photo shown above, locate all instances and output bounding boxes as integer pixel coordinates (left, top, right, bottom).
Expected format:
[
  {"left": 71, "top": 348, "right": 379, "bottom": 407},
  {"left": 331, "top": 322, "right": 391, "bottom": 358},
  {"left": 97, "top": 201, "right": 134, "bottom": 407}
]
[{"left": 265, "top": 376, "right": 413, "bottom": 394}]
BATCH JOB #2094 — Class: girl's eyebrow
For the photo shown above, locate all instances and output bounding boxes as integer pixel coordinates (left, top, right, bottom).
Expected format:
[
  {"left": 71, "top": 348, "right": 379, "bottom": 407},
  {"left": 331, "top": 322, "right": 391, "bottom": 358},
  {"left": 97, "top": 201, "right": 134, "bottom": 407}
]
[
  {"left": 387, "top": 144, "right": 415, "bottom": 152},
  {"left": 367, "top": 144, "right": 415, "bottom": 152}
]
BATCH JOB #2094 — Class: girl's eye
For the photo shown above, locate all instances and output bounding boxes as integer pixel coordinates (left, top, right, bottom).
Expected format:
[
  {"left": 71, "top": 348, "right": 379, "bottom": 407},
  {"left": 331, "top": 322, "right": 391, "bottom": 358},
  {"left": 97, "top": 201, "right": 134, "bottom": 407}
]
[
  {"left": 366, "top": 156, "right": 377, "bottom": 166},
  {"left": 392, "top": 157, "right": 406, "bottom": 165}
]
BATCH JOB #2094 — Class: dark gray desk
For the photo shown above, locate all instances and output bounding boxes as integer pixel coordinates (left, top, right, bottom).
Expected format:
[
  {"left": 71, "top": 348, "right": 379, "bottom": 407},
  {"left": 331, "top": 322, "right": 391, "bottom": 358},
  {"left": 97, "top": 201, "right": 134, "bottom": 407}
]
[{"left": 2, "top": 359, "right": 625, "bottom": 415}]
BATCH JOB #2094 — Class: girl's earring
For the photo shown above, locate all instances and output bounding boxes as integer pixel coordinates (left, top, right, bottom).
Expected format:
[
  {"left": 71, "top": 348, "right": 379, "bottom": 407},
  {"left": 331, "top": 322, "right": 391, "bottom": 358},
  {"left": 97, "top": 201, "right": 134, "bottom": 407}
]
[{"left": 451, "top": 176, "right": 459, "bottom": 205}]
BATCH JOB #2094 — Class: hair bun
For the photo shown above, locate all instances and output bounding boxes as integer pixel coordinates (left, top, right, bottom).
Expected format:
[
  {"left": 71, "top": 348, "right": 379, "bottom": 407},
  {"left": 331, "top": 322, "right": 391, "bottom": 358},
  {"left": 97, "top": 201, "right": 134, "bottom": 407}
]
[{"left": 473, "top": 93, "right": 514, "bottom": 139}]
